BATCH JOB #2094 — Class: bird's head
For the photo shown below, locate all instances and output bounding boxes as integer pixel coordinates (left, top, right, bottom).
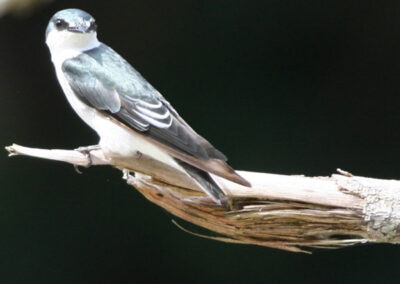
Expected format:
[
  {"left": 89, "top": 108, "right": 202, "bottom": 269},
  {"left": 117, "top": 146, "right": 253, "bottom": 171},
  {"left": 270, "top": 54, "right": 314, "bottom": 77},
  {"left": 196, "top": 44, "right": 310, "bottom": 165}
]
[{"left": 46, "top": 9, "right": 99, "bottom": 55}]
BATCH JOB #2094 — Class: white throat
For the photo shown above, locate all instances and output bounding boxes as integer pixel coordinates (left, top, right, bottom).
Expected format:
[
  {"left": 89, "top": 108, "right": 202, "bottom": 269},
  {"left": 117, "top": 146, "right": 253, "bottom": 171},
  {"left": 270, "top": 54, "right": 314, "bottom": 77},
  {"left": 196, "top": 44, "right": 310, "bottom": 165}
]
[{"left": 46, "top": 30, "right": 101, "bottom": 65}]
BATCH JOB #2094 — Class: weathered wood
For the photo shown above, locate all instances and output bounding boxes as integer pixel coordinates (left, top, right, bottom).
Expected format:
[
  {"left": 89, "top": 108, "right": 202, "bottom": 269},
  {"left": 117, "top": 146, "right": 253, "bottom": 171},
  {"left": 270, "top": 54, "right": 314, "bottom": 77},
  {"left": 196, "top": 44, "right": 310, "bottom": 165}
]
[{"left": 6, "top": 144, "right": 400, "bottom": 252}]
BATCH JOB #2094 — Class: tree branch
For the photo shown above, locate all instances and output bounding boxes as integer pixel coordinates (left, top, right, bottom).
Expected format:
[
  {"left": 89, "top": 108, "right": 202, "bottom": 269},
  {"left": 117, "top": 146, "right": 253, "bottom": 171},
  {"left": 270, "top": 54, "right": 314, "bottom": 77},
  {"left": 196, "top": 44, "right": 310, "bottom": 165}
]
[{"left": 6, "top": 143, "right": 400, "bottom": 252}]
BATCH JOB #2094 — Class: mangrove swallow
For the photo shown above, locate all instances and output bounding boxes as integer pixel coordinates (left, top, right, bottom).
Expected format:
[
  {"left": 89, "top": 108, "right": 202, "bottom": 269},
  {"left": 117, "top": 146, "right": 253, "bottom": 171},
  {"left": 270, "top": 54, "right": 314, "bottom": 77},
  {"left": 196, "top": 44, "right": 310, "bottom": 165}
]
[{"left": 45, "top": 9, "right": 250, "bottom": 204}]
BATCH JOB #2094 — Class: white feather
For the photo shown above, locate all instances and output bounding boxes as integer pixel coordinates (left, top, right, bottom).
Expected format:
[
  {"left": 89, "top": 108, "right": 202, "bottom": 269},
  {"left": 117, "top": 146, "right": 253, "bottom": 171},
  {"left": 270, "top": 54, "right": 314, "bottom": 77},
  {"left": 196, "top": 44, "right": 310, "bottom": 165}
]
[
  {"left": 137, "top": 99, "right": 162, "bottom": 108},
  {"left": 136, "top": 105, "right": 171, "bottom": 119},
  {"left": 46, "top": 30, "right": 100, "bottom": 64},
  {"left": 46, "top": 28, "right": 183, "bottom": 171},
  {"left": 135, "top": 111, "right": 172, "bottom": 128}
]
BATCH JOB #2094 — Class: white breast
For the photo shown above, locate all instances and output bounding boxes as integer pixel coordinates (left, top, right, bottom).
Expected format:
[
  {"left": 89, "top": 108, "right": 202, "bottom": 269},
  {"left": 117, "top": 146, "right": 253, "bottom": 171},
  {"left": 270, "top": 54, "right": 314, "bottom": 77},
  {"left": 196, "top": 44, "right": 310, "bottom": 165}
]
[
  {"left": 46, "top": 29, "right": 182, "bottom": 169},
  {"left": 54, "top": 63, "right": 180, "bottom": 168}
]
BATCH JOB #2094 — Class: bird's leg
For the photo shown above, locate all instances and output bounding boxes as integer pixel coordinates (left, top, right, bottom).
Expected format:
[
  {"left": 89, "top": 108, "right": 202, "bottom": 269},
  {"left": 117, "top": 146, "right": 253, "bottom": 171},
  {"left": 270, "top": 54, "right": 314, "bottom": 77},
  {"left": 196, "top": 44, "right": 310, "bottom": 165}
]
[{"left": 73, "top": 145, "right": 101, "bottom": 173}]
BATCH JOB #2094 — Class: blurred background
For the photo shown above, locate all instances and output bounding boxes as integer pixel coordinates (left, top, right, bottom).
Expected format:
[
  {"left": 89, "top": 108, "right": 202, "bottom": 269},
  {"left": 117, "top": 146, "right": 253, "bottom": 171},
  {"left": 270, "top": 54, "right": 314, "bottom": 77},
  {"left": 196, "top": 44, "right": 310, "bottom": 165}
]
[{"left": 1, "top": 0, "right": 400, "bottom": 283}]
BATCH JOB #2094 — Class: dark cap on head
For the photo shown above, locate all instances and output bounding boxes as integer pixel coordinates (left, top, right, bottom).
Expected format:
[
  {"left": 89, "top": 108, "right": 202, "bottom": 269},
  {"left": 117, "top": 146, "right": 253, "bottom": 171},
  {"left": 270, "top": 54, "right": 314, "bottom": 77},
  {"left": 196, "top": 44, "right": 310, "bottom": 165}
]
[{"left": 46, "top": 9, "right": 97, "bottom": 38}]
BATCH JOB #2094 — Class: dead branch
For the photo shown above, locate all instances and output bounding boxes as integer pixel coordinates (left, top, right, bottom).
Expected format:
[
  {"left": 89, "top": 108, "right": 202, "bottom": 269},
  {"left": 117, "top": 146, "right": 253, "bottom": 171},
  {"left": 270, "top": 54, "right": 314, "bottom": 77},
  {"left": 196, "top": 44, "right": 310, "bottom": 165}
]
[{"left": 6, "top": 143, "right": 400, "bottom": 252}]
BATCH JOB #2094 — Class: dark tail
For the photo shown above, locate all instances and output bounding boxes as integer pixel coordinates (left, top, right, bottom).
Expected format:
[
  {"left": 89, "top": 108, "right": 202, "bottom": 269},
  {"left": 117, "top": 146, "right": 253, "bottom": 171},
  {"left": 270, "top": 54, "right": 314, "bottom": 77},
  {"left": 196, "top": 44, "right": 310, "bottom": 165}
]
[{"left": 176, "top": 159, "right": 225, "bottom": 204}]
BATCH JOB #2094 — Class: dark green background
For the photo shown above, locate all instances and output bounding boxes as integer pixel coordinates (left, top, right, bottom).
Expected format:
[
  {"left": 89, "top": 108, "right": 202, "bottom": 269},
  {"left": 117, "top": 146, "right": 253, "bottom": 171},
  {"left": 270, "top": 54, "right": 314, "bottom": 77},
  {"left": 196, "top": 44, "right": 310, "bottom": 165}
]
[{"left": 1, "top": 1, "right": 400, "bottom": 283}]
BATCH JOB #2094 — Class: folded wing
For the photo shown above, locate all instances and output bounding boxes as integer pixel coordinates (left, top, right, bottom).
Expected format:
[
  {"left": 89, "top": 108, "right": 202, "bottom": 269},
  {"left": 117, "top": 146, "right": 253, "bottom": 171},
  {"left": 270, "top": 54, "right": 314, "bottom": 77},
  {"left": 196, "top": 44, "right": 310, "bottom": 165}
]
[{"left": 62, "top": 44, "right": 250, "bottom": 187}]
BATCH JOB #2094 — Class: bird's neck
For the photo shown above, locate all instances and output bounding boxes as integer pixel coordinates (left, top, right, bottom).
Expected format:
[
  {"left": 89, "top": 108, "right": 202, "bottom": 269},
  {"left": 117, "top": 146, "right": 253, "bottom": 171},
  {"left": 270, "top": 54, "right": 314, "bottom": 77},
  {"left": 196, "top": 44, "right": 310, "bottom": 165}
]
[{"left": 46, "top": 30, "right": 101, "bottom": 65}]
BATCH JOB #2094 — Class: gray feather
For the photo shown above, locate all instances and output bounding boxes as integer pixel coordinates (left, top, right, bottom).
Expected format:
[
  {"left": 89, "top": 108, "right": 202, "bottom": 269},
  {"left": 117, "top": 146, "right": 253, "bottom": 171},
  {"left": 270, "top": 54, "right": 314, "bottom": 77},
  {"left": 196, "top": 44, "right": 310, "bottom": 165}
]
[
  {"left": 62, "top": 44, "right": 227, "bottom": 161},
  {"left": 175, "top": 159, "right": 224, "bottom": 204}
]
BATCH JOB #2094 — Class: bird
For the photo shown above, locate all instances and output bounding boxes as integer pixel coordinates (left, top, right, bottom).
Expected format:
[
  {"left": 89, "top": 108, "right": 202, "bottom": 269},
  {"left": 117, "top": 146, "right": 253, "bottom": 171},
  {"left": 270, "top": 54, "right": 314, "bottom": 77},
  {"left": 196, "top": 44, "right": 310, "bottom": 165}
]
[{"left": 45, "top": 8, "right": 250, "bottom": 205}]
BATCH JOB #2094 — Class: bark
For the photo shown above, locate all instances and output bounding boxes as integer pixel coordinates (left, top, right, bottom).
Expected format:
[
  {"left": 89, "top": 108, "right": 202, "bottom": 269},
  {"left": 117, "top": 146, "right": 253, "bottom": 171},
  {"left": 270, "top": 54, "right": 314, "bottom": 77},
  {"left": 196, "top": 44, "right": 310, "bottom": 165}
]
[{"left": 6, "top": 143, "right": 400, "bottom": 252}]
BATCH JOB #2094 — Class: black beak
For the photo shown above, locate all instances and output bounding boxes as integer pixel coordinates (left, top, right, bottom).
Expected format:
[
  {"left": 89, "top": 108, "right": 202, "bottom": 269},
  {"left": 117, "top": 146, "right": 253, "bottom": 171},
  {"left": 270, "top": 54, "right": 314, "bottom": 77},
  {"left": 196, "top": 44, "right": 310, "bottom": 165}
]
[
  {"left": 68, "top": 22, "right": 96, "bottom": 33},
  {"left": 67, "top": 26, "right": 88, "bottom": 33}
]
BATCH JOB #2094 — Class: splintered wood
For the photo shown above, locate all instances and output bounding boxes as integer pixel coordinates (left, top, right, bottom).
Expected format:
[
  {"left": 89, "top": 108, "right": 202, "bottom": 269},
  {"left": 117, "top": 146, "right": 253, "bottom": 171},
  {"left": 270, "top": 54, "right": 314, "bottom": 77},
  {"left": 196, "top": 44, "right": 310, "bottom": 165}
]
[{"left": 6, "top": 144, "right": 400, "bottom": 252}]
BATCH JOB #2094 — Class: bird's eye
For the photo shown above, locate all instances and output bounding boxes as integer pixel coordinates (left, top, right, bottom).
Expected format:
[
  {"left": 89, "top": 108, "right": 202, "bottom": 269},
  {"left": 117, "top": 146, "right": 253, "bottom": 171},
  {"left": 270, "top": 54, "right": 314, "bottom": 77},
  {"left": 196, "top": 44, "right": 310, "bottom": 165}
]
[{"left": 54, "top": 19, "right": 68, "bottom": 30}]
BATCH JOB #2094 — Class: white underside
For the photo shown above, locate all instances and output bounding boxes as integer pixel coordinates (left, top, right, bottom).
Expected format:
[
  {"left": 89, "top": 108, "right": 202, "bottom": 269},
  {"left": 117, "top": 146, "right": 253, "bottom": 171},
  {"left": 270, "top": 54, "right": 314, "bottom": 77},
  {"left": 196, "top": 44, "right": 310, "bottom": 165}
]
[
  {"left": 54, "top": 65, "right": 181, "bottom": 169},
  {"left": 47, "top": 30, "right": 182, "bottom": 171}
]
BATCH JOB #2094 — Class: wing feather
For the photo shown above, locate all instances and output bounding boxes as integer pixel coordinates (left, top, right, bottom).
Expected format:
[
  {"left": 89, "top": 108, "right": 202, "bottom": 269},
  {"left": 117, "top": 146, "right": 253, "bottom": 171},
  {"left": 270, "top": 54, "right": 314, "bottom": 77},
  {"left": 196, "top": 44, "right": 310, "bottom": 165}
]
[
  {"left": 62, "top": 44, "right": 227, "bottom": 161},
  {"left": 60, "top": 44, "right": 252, "bottom": 189}
]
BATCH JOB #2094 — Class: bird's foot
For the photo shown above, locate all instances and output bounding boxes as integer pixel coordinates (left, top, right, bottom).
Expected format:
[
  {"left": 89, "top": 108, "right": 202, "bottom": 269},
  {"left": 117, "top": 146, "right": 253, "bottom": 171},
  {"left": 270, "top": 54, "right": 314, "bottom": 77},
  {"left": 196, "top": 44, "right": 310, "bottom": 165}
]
[{"left": 73, "top": 145, "right": 101, "bottom": 173}]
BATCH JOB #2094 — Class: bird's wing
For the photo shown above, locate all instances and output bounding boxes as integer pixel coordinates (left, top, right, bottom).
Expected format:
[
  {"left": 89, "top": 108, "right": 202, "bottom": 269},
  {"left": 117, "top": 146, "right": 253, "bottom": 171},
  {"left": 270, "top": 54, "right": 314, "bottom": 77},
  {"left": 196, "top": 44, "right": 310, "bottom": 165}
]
[{"left": 62, "top": 44, "right": 250, "bottom": 186}]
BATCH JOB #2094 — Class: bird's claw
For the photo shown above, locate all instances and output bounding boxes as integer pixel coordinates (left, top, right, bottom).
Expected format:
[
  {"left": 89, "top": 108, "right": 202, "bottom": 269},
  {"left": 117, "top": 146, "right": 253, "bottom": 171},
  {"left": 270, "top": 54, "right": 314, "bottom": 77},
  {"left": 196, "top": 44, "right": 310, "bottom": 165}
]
[
  {"left": 73, "top": 145, "right": 100, "bottom": 173},
  {"left": 74, "top": 164, "right": 83, "bottom": 174}
]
